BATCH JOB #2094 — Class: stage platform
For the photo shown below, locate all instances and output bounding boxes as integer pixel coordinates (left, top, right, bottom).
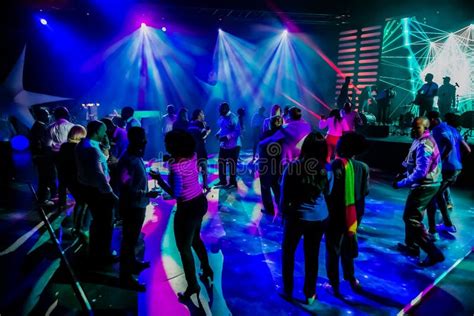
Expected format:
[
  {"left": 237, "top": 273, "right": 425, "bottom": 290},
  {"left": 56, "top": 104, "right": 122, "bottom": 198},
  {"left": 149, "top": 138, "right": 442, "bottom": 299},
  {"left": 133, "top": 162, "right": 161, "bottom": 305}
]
[{"left": 1, "top": 150, "right": 473, "bottom": 315}]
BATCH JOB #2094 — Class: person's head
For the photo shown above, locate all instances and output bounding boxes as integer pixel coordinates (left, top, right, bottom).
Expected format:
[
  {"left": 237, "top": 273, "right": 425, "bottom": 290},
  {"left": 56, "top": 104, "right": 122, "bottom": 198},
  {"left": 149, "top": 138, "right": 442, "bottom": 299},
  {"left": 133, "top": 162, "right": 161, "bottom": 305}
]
[
  {"left": 425, "top": 73, "right": 434, "bottom": 83},
  {"left": 164, "top": 129, "right": 196, "bottom": 159},
  {"left": 127, "top": 127, "right": 147, "bottom": 157},
  {"left": 271, "top": 104, "right": 281, "bottom": 116},
  {"left": 67, "top": 125, "right": 87, "bottom": 144},
  {"left": 121, "top": 106, "right": 135, "bottom": 121},
  {"left": 167, "top": 104, "right": 176, "bottom": 116},
  {"left": 443, "top": 76, "right": 451, "bottom": 84},
  {"left": 237, "top": 107, "right": 246, "bottom": 117},
  {"left": 100, "top": 118, "right": 116, "bottom": 139},
  {"left": 288, "top": 106, "right": 302, "bottom": 121},
  {"left": 34, "top": 107, "right": 50, "bottom": 124},
  {"left": 411, "top": 117, "right": 430, "bottom": 139},
  {"left": 343, "top": 102, "right": 352, "bottom": 113},
  {"left": 270, "top": 115, "right": 283, "bottom": 130},
  {"left": 192, "top": 109, "right": 205, "bottom": 122},
  {"left": 219, "top": 102, "right": 230, "bottom": 116},
  {"left": 300, "top": 132, "right": 328, "bottom": 163},
  {"left": 53, "top": 106, "right": 70, "bottom": 121},
  {"left": 329, "top": 109, "right": 342, "bottom": 122},
  {"left": 336, "top": 132, "right": 368, "bottom": 158},
  {"left": 177, "top": 107, "right": 188, "bottom": 121},
  {"left": 258, "top": 106, "right": 266, "bottom": 115},
  {"left": 426, "top": 111, "right": 441, "bottom": 129},
  {"left": 112, "top": 115, "right": 125, "bottom": 128},
  {"left": 86, "top": 120, "right": 107, "bottom": 142}
]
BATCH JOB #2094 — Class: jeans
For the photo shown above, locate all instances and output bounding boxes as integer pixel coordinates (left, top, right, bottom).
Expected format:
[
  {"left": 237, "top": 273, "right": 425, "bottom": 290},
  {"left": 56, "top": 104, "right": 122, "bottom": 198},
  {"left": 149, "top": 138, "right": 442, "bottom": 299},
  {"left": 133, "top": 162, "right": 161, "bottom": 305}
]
[
  {"left": 218, "top": 146, "right": 240, "bottom": 185},
  {"left": 174, "top": 194, "right": 211, "bottom": 290},
  {"left": 282, "top": 218, "right": 325, "bottom": 297},
  {"left": 403, "top": 185, "right": 443, "bottom": 258},
  {"left": 259, "top": 173, "right": 280, "bottom": 214},
  {"left": 33, "top": 156, "right": 56, "bottom": 201},
  {"left": 427, "top": 170, "right": 461, "bottom": 232}
]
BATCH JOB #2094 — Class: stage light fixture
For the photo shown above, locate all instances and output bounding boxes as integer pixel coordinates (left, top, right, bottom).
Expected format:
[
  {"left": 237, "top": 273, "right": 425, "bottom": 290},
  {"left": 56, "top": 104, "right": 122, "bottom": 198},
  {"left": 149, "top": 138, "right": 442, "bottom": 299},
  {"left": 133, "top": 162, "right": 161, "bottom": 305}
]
[
  {"left": 282, "top": 29, "right": 288, "bottom": 36},
  {"left": 161, "top": 26, "right": 167, "bottom": 32},
  {"left": 40, "top": 18, "right": 47, "bottom": 25},
  {"left": 141, "top": 22, "right": 147, "bottom": 29}
]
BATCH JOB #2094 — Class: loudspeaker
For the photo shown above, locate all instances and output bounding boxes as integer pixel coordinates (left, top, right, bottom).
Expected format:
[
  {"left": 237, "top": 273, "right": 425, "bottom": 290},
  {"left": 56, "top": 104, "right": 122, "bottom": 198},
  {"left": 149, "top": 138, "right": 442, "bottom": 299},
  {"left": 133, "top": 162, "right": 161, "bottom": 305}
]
[{"left": 365, "top": 125, "right": 389, "bottom": 138}]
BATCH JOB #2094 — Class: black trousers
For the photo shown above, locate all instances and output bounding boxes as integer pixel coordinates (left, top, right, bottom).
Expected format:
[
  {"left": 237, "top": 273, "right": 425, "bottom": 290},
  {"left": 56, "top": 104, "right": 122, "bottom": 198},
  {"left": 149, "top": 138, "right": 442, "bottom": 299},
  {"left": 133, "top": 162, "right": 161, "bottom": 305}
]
[
  {"left": 174, "top": 194, "right": 211, "bottom": 290},
  {"left": 260, "top": 173, "right": 280, "bottom": 214},
  {"left": 33, "top": 156, "right": 56, "bottom": 201},
  {"left": 52, "top": 151, "right": 66, "bottom": 204},
  {"left": 218, "top": 147, "right": 240, "bottom": 185},
  {"left": 419, "top": 101, "right": 433, "bottom": 117},
  {"left": 403, "top": 185, "right": 443, "bottom": 257},
  {"left": 282, "top": 218, "right": 325, "bottom": 297},
  {"left": 427, "top": 170, "right": 460, "bottom": 233},
  {"left": 377, "top": 105, "right": 389, "bottom": 124},
  {"left": 325, "top": 230, "right": 357, "bottom": 287},
  {"left": 82, "top": 186, "right": 115, "bottom": 259},
  {"left": 120, "top": 206, "right": 146, "bottom": 275}
]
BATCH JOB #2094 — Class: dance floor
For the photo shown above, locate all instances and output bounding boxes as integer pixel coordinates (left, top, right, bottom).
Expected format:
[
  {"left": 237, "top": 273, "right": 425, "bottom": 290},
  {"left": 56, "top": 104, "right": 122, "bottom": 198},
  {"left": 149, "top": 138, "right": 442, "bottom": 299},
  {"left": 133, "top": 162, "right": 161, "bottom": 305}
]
[{"left": 0, "top": 151, "right": 473, "bottom": 315}]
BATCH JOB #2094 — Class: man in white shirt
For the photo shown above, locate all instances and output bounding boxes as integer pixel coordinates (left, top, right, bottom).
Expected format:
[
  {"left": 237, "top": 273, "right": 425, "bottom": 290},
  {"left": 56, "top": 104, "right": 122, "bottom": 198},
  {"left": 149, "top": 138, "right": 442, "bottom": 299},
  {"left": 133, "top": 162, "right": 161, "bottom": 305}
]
[
  {"left": 47, "top": 106, "right": 74, "bottom": 206},
  {"left": 76, "top": 120, "right": 118, "bottom": 265}
]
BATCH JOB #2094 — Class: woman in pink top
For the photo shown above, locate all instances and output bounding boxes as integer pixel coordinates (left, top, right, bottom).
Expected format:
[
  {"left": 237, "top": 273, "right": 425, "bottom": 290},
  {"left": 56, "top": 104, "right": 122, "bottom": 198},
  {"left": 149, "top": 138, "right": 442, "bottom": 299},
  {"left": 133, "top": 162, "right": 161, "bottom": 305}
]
[
  {"left": 319, "top": 109, "right": 349, "bottom": 161},
  {"left": 151, "top": 130, "right": 212, "bottom": 301}
]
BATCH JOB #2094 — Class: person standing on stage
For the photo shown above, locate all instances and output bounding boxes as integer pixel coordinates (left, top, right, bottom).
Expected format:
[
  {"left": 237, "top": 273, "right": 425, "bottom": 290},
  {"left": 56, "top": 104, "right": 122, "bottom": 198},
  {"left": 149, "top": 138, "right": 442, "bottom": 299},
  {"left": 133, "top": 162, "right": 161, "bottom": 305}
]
[
  {"left": 188, "top": 109, "right": 212, "bottom": 192},
  {"left": 172, "top": 107, "right": 190, "bottom": 131},
  {"left": 416, "top": 73, "right": 438, "bottom": 116},
  {"left": 117, "top": 127, "right": 159, "bottom": 291},
  {"left": 394, "top": 117, "right": 444, "bottom": 266},
  {"left": 162, "top": 104, "right": 177, "bottom": 135},
  {"left": 341, "top": 102, "right": 363, "bottom": 132},
  {"left": 337, "top": 76, "right": 351, "bottom": 109},
  {"left": 325, "top": 132, "right": 369, "bottom": 297},
  {"left": 216, "top": 102, "right": 241, "bottom": 188},
  {"left": 121, "top": 106, "right": 141, "bottom": 131},
  {"left": 375, "top": 87, "right": 395, "bottom": 125},
  {"left": 437, "top": 76, "right": 456, "bottom": 116},
  {"left": 426, "top": 111, "right": 471, "bottom": 239}
]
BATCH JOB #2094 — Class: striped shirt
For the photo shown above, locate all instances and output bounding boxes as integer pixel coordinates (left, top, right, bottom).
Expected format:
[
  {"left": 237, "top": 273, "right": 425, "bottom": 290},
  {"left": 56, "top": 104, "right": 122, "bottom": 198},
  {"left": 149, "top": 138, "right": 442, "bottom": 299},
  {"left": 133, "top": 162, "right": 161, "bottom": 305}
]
[{"left": 169, "top": 155, "right": 202, "bottom": 202}]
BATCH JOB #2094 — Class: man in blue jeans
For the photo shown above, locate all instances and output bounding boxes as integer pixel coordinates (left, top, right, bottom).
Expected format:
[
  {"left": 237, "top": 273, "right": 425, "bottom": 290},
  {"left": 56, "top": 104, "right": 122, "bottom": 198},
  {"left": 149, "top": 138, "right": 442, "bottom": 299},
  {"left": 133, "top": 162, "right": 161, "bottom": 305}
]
[{"left": 394, "top": 117, "right": 444, "bottom": 266}]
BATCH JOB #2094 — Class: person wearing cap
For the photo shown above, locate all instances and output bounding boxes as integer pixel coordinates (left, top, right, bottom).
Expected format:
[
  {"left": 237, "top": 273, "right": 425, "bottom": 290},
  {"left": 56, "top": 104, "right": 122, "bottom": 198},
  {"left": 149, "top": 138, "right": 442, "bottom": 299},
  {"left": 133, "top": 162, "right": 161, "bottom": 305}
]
[{"left": 437, "top": 76, "right": 456, "bottom": 116}]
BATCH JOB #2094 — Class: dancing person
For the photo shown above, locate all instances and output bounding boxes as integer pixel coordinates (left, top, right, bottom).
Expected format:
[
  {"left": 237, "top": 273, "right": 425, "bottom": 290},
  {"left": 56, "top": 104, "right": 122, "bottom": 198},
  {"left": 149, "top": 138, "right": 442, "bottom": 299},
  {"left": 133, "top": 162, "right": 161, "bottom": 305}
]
[
  {"left": 47, "top": 106, "right": 74, "bottom": 206},
  {"left": 251, "top": 106, "right": 266, "bottom": 160},
  {"left": 216, "top": 102, "right": 241, "bottom": 188},
  {"left": 262, "top": 104, "right": 281, "bottom": 132},
  {"left": 259, "top": 115, "right": 283, "bottom": 216},
  {"left": 121, "top": 106, "right": 141, "bottom": 130},
  {"left": 280, "top": 132, "right": 329, "bottom": 305},
  {"left": 150, "top": 130, "right": 213, "bottom": 300},
  {"left": 76, "top": 120, "right": 118, "bottom": 265},
  {"left": 260, "top": 106, "right": 311, "bottom": 166},
  {"left": 173, "top": 107, "right": 189, "bottom": 131},
  {"left": 437, "top": 76, "right": 456, "bottom": 116},
  {"left": 337, "top": 76, "right": 351, "bottom": 109},
  {"left": 101, "top": 118, "right": 128, "bottom": 161},
  {"left": 415, "top": 73, "right": 438, "bottom": 116},
  {"left": 426, "top": 111, "right": 471, "bottom": 239},
  {"left": 358, "top": 86, "right": 375, "bottom": 113},
  {"left": 325, "top": 132, "right": 369, "bottom": 297},
  {"left": 375, "top": 87, "right": 396, "bottom": 125},
  {"left": 188, "top": 109, "right": 211, "bottom": 192},
  {"left": 319, "top": 109, "right": 349, "bottom": 162},
  {"left": 117, "top": 127, "right": 159, "bottom": 291},
  {"left": 162, "top": 104, "right": 176, "bottom": 135},
  {"left": 30, "top": 108, "right": 55, "bottom": 206},
  {"left": 394, "top": 117, "right": 444, "bottom": 266},
  {"left": 58, "top": 125, "right": 90, "bottom": 240},
  {"left": 282, "top": 106, "right": 290, "bottom": 123},
  {"left": 341, "top": 102, "right": 363, "bottom": 132}
]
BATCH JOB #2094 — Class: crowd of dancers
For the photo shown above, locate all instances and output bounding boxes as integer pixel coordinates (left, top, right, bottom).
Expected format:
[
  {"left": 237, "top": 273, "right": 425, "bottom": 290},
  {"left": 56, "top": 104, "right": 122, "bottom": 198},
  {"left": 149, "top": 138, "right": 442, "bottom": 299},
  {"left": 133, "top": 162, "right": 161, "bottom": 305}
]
[{"left": 26, "top": 97, "right": 470, "bottom": 304}]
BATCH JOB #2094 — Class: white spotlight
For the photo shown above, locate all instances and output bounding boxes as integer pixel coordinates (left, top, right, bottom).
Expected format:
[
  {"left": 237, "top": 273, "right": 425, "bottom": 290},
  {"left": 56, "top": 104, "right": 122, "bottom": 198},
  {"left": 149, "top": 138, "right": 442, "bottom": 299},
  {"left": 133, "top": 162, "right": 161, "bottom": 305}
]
[
  {"left": 161, "top": 26, "right": 167, "bottom": 32},
  {"left": 141, "top": 22, "right": 147, "bottom": 29},
  {"left": 282, "top": 29, "right": 288, "bottom": 36}
]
